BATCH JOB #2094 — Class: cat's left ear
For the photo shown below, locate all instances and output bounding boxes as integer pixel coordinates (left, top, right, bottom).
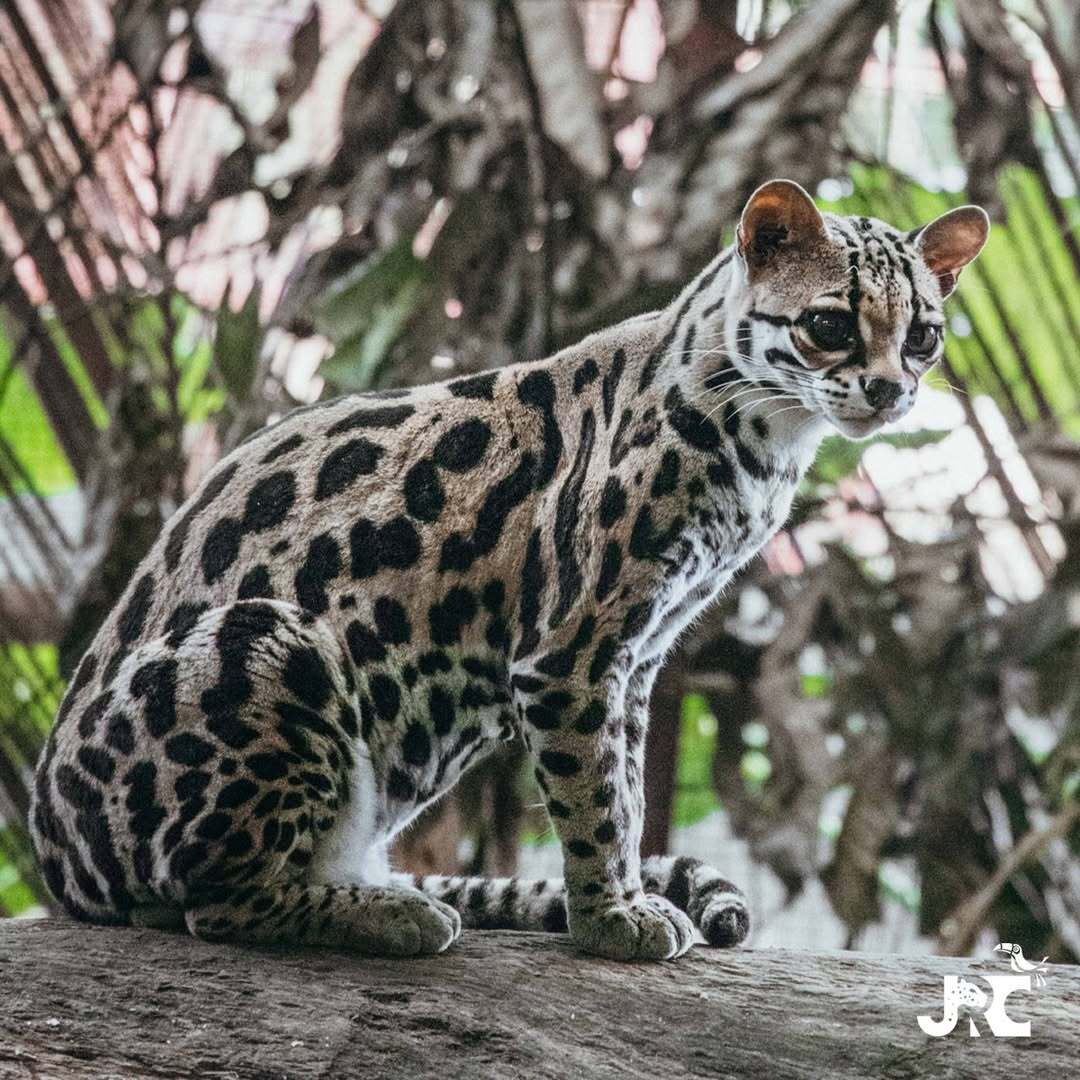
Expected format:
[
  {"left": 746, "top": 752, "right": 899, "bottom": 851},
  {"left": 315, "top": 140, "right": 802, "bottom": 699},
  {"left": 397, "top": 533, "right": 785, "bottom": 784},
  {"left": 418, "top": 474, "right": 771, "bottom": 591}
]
[
  {"left": 909, "top": 206, "right": 989, "bottom": 297},
  {"left": 737, "top": 179, "right": 827, "bottom": 269}
]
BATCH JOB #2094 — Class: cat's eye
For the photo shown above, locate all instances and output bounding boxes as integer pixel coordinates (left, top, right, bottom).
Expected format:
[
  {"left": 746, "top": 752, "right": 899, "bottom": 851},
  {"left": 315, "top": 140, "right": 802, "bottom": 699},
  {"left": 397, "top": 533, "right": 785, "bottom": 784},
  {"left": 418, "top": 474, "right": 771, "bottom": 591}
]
[
  {"left": 802, "top": 310, "right": 857, "bottom": 352},
  {"left": 904, "top": 322, "right": 941, "bottom": 358}
]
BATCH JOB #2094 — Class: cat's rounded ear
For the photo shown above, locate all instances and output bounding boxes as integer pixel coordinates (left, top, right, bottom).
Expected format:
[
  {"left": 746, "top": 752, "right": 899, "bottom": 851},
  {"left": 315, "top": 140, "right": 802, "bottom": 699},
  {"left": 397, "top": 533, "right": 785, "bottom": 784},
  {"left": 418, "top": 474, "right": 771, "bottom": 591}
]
[
  {"left": 737, "top": 179, "right": 827, "bottom": 268},
  {"left": 909, "top": 206, "right": 989, "bottom": 297}
]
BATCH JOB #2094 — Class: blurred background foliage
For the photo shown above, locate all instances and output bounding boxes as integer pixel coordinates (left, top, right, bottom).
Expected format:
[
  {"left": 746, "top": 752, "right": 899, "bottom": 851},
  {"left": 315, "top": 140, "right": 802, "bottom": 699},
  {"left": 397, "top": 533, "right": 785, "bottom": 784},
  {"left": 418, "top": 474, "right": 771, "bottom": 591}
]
[{"left": 0, "top": 0, "right": 1077, "bottom": 958}]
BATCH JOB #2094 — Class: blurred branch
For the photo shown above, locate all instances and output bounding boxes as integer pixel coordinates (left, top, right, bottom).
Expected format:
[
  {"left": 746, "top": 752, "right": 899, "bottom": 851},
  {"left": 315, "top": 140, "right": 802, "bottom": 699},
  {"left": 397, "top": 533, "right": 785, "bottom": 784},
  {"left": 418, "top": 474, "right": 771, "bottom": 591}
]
[{"left": 939, "top": 801, "right": 1080, "bottom": 956}]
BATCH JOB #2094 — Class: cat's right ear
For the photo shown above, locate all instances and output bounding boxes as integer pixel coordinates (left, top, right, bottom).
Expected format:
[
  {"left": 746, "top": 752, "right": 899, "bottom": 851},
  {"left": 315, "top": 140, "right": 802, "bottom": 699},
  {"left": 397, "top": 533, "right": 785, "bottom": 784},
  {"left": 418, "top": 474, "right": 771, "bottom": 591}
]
[
  {"left": 737, "top": 179, "right": 827, "bottom": 269},
  {"left": 909, "top": 206, "right": 989, "bottom": 297}
]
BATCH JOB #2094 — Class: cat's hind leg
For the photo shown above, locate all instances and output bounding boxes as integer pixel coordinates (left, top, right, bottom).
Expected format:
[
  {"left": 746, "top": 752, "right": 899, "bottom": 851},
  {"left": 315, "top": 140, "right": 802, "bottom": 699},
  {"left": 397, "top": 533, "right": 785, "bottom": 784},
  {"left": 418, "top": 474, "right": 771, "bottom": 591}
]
[
  {"left": 186, "top": 881, "right": 461, "bottom": 955},
  {"left": 116, "top": 598, "right": 458, "bottom": 956}
]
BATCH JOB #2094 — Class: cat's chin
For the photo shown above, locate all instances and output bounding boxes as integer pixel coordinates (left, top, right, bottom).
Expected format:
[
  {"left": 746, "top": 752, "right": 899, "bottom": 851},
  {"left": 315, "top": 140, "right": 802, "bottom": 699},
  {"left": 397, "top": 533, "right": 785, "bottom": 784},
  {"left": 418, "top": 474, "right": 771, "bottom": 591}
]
[{"left": 829, "top": 414, "right": 888, "bottom": 439}]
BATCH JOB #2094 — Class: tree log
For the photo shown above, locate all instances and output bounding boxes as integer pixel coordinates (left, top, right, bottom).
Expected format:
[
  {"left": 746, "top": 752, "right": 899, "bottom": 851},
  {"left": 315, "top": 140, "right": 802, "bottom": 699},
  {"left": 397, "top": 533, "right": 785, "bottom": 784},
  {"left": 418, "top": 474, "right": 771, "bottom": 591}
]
[{"left": 1, "top": 919, "right": 1077, "bottom": 1078}]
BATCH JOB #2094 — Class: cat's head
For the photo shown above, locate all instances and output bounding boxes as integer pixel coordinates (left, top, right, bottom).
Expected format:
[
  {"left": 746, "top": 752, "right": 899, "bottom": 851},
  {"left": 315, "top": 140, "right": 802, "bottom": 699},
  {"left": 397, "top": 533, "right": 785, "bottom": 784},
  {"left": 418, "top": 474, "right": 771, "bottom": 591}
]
[{"left": 722, "top": 179, "right": 988, "bottom": 438}]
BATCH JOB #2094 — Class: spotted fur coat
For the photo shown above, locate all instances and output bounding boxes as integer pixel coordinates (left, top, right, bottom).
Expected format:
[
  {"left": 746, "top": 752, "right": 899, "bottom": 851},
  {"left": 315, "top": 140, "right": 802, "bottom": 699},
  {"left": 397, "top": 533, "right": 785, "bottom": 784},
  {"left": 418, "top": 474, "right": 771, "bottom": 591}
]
[{"left": 30, "top": 181, "right": 988, "bottom": 960}]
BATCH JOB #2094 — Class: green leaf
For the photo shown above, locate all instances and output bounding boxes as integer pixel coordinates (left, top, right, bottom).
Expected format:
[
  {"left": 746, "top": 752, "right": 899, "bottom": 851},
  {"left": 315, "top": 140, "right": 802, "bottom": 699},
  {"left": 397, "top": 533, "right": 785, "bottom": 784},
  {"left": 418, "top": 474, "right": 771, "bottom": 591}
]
[
  {"left": 214, "top": 284, "right": 262, "bottom": 401},
  {"left": 0, "top": 319, "right": 77, "bottom": 495},
  {"left": 801, "top": 673, "right": 833, "bottom": 699},
  {"left": 313, "top": 237, "right": 430, "bottom": 344},
  {"left": 672, "top": 693, "right": 722, "bottom": 827},
  {"left": 317, "top": 253, "right": 430, "bottom": 392}
]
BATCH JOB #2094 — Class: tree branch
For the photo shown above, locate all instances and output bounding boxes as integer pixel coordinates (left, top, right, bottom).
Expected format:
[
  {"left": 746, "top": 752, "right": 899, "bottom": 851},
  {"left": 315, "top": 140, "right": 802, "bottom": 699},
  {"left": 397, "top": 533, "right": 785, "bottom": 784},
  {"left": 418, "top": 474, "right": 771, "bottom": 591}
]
[{"left": 1, "top": 921, "right": 1078, "bottom": 1077}]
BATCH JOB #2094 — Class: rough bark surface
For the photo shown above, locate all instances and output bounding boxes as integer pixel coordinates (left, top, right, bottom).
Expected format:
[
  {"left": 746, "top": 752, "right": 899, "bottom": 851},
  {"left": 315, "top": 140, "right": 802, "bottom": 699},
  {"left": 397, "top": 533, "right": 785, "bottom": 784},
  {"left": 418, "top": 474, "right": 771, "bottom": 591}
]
[{"left": 0, "top": 919, "right": 1077, "bottom": 1079}]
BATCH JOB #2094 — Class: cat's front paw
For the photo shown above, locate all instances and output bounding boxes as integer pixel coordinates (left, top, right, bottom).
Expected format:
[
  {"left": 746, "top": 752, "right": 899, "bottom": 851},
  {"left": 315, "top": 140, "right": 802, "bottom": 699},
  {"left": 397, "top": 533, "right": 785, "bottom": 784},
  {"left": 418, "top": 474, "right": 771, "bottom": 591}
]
[
  {"left": 571, "top": 894, "right": 694, "bottom": 961},
  {"left": 369, "top": 890, "right": 462, "bottom": 957}
]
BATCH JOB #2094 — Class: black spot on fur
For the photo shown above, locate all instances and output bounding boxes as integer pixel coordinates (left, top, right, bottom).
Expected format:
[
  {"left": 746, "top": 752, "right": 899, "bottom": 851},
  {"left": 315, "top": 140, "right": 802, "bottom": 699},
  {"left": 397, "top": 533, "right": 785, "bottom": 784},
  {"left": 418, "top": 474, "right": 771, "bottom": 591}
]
[
  {"left": 163, "top": 604, "right": 209, "bottom": 643},
  {"left": 165, "top": 733, "right": 216, "bottom": 767},
  {"left": 433, "top": 419, "right": 492, "bottom": 472},
  {"left": 402, "top": 723, "right": 432, "bottom": 766},
  {"left": 77, "top": 691, "right": 113, "bottom": 739},
  {"left": 482, "top": 580, "right": 505, "bottom": 612},
  {"left": 387, "top": 767, "right": 415, "bottom": 801},
  {"left": 378, "top": 516, "right": 423, "bottom": 569},
  {"left": 542, "top": 897, "right": 568, "bottom": 932},
  {"left": 196, "top": 812, "right": 232, "bottom": 841},
  {"left": 418, "top": 650, "right": 452, "bottom": 675},
  {"left": 104, "top": 711, "right": 135, "bottom": 755},
  {"left": 201, "top": 517, "right": 244, "bottom": 583},
  {"left": 438, "top": 452, "right": 536, "bottom": 573},
  {"left": 429, "top": 685, "right": 456, "bottom": 736},
  {"left": 735, "top": 439, "right": 772, "bottom": 480},
  {"left": 539, "top": 750, "right": 581, "bottom": 777},
  {"left": 622, "top": 601, "right": 653, "bottom": 641},
  {"left": 593, "top": 820, "right": 616, "bottom": 844},
  {"left": 77, "top": 745, "right": 115, "bottom": 783},
  {"left": 247, "top": 752, "right": 290, "bottom": 780},
  {"left": 574, "top": 701, "right": 606, "bottom": 734},
  {"left": 629, "top": 506, "right": 684, "bottom": 562},
  {"left": 244, "top": 471, "right": 297, "bottom": 531},
  {"left": 176, "top": 771, "right": 212, "bottom": 800},
  {"left": 525, "top": 703, "right": 561, "bottom": 730},
  {"left": 283, "top": 646, "right": 333, "bottom": 711},
  {"left": 122, "top": 760, "right": 164, "bottom": 838},
  {"left": 315, "top": 440, "right": 382, "bottom": 500},
  {"left": 374, "top": 596, "right": 411, "bottom": 644},
  {"left": 369, "top": 673, "right": 402, "bottom": 724},
  {"left": 707, "top": 456, "right": 737, "bottom": 489},
  {"left": 118, "top": 574, "right": 155, "bottom": 644},
  {"left": 566, "top": 839, "right": 597, "bottom": 859},
  {"left": 327, "top": 404, "right": 414, "bottom": 435},
  {"left": 130, "top": 658, "right": 179, "bottom": 738},
  {"left": 536, "top": 615, "right": 595, "bottom": 678},
  {"left": 601, "top": 348, "right": 625, "bottom": 427},
  {"left": 665, "top": 386, "right": 722, "bottom": 453},
  {"left": 404, "top": 459, "right": 445, "bottom": 522},
  {"left": 261, "top": 433, "right": 304, "bottom": 463},
  {"left": 514, "top": 529, "right": 545, "bottom": 661},
  {"left": 294, "top": 533, "right": 343, "bottom": 614},
  {"left": 595, "top": 541, "right": 622, "bottom": 602},
  {"left": 609, "top": 408, "right": 633, "bottom": 467},
  {"left": 448, "top": 371, "right": 497, "bottom": 400},
  {"left": 59, "top": 651, "right": 97, "bottom": 722},
  {"left": 651, "top": 449, "right": 680, "bottom": 497},
  {"left": 588, "top": 635, "right": 619, "bottom": 683},
  {"left": 238, "top": 565, "right": 274, "bottom": 600},
  {"left": 429, "top": 587, "right": 478, "bottom": 646},
  {"left": 573, "top": 357, "right": 599, "bottom": 393},
  {"left": 598, "top": 476, "right": 626, "bottom": 528},
  {"left": 350, "top": 517, "right": 422, "bottom": 577},
  {"left": 165, "top": 462, "right": 238, "bottom": 571},
  {"left": 216, "top": 778, "right": 258, "bottom": 810},
  {"left": 517, "top": 371, "right": 562, "bottom": 488}
]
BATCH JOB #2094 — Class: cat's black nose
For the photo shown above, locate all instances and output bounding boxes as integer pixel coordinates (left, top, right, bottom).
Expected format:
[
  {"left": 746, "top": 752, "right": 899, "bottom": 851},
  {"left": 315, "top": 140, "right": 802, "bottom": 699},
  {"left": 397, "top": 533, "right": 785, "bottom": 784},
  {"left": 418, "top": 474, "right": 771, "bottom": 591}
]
[{"left": 860, "top": 376, "right": 903, "bottom": 411}]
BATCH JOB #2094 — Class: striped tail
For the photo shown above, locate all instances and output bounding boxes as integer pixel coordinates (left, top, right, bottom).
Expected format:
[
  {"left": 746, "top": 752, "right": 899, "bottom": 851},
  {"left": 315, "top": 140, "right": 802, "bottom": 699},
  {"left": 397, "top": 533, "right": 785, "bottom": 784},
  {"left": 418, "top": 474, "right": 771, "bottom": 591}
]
[{"left": 393, "top": 854, "right": 749, "bottom": 946}]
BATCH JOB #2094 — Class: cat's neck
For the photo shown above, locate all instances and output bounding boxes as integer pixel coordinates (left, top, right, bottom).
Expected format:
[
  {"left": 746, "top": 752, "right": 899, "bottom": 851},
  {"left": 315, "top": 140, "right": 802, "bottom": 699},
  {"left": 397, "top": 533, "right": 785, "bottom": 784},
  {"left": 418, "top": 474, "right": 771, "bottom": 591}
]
[{"left": 603, "top": 250, "right": 829, "bottom": 469}]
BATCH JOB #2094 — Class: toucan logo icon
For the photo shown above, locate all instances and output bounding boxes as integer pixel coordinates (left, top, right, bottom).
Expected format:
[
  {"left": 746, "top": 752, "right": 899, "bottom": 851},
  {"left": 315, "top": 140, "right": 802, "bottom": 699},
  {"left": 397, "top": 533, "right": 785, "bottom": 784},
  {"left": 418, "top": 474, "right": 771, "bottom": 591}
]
[
  {"left": 995, "top": 942, "right": 1050, "bottom": 988},
  {"left": 917, "top": 945, "right": 1051, "bottom": 1038}
]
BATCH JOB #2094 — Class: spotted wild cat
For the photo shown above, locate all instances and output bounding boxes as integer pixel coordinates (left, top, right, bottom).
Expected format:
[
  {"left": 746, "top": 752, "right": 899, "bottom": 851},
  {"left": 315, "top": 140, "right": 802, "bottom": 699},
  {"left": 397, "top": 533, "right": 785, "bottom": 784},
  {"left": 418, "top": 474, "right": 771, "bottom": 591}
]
[{"left": 30, "top": 180, "right": 988, "bottom": 960}]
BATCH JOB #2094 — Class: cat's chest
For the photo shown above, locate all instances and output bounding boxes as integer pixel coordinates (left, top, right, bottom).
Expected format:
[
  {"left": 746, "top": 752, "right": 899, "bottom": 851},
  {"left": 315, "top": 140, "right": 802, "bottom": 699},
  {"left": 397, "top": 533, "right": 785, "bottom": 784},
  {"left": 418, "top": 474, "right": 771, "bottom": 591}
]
[
  {"left": 626, "top": 462, "right": 800, "bottom": 666},
  {"left": 697, "top": 457, "right": 801, "bottom": 570}
]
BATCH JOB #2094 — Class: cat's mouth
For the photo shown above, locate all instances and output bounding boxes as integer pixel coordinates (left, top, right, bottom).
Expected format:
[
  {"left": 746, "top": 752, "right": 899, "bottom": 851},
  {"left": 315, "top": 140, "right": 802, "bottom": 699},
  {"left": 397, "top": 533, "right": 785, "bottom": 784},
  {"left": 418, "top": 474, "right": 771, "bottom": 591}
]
[
  {"left": 828, "top": 413, "right": 890, "bottom": 439},
  {"left": 827, "top": 399, "right": 913, "bottom": 439}
]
